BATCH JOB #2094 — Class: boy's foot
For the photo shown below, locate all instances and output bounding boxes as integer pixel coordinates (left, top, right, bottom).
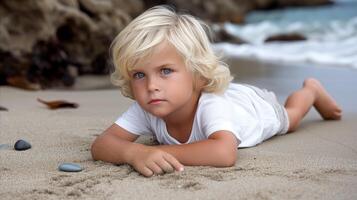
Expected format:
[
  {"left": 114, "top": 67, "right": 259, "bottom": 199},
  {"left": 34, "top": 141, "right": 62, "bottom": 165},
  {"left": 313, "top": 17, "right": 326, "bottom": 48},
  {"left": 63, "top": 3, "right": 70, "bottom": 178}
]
[{"left": 304, "top": 78, "right": 342, "bottom": 120}]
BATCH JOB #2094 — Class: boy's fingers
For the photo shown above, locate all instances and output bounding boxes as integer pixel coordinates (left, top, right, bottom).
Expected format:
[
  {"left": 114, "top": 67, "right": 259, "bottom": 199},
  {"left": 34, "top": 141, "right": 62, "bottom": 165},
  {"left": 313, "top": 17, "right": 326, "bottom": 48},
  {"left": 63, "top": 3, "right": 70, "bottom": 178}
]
[
  {"left": 163, "top": 153, "right": 184, "bottom": 172},
  {"left": 155, "top": 159, "right": 174, "bottom": 173},
  {"left": 139, "top": 166, "right": 154, "bottom": 177},
  {"left": 147, "top": 162, "right": 164, "bottom": 175}
]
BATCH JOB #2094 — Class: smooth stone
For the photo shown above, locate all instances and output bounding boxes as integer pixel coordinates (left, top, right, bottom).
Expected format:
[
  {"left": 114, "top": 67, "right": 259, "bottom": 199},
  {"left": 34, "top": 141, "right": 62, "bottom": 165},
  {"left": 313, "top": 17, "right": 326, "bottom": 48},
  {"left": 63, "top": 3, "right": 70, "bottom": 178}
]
[
  {"left": 14, "top": 139, "right": 31, "bottom": 151},
  {"left": 58, "top": 163, "right": 83, "bottom": 172}
]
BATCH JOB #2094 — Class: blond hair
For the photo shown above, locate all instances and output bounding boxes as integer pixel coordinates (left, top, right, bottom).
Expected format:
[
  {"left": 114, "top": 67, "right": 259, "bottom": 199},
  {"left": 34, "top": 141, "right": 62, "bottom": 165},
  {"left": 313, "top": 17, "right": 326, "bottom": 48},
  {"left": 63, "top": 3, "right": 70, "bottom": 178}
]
[{"left": 110, "top": 5, "right": 233, "bottom": 98}]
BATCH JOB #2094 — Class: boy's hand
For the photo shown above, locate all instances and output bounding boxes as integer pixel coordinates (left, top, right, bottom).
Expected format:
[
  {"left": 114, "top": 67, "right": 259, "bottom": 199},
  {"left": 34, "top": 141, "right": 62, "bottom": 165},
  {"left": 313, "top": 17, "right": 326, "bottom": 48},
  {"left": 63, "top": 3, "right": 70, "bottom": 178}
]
[{"left": 128, "top": 145, "right": 184, "bottom": 177}]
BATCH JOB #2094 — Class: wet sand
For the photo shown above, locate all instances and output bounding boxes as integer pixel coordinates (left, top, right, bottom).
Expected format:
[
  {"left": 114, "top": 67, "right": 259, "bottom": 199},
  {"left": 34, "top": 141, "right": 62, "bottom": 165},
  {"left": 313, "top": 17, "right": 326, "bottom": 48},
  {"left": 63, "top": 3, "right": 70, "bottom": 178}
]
[{"left": 1, "top": 58, "right": 357, "bottom": 199}]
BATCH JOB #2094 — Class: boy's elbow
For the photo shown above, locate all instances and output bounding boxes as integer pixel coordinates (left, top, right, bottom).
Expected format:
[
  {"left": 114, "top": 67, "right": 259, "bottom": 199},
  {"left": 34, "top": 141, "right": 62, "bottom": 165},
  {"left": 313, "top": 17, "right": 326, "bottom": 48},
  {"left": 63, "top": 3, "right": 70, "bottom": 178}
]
[
  {"left": 90, "top": 142, "right": 98, "bottom": 161},
  {"left": 217, "top": 147, "right": 237, "bottom": 167},
  {"left": 222, "top": 152, "right": 237, "bottom": 167},
  {"left": 210, "top": 132, "right": 238, "bottom": 167},
  {"left": 90, "top": 138, "right": 102, "bottom": 161}
]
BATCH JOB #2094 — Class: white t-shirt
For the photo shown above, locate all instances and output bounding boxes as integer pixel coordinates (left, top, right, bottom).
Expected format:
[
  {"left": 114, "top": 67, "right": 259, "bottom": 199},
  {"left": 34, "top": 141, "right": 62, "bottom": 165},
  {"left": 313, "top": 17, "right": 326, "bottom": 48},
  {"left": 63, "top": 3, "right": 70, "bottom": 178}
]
[{"left": 115, "top": 83, "right": 283, "bottom": 148}]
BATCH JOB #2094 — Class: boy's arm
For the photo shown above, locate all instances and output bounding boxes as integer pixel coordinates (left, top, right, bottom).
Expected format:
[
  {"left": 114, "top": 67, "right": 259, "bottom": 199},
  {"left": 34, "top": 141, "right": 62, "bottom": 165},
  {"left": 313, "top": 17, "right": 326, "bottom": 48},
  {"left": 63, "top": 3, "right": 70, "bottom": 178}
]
[
  {"left": 157, "top": 131, "right": 239, "bottom": 167},
  {"left": 91, "top": 124, "right": 140, "bottom": 164},
  {"left": 91, "top": 124, "right": 184, "bottom": 176}
]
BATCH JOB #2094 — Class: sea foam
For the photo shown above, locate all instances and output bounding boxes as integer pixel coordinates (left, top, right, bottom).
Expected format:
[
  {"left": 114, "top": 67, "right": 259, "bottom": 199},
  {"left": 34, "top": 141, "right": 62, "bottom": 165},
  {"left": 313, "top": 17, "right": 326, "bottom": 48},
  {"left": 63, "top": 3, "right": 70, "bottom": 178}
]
[{"left": 213, "top": 2, "right": 357, "bottom": 69}]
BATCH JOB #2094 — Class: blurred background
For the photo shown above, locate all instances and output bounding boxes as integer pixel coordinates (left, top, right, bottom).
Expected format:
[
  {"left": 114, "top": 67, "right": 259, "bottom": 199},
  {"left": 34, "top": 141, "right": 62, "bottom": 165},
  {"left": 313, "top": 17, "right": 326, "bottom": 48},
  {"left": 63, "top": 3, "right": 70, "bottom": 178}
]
[{"left": 0, "top": 0, "right": 356, "bottom": 90}]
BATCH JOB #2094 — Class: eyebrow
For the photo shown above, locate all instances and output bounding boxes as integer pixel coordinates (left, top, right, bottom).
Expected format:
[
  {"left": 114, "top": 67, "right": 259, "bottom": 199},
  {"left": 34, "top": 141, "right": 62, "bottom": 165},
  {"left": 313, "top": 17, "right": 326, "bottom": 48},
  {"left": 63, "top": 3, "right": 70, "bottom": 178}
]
[{"left": 131, "top": 64, "right": 174, "bottom": 72}]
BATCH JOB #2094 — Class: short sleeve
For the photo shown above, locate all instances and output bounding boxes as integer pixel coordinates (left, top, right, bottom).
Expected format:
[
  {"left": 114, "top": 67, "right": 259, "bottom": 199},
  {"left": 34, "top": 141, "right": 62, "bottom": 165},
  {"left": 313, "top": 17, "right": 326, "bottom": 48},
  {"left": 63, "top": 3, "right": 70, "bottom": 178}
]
[
  {"left": 197, "top": 94, "right": 242, "bottom": 142},
  {"left": 115, "top": 102, "right": 153, "bottom": 136}
]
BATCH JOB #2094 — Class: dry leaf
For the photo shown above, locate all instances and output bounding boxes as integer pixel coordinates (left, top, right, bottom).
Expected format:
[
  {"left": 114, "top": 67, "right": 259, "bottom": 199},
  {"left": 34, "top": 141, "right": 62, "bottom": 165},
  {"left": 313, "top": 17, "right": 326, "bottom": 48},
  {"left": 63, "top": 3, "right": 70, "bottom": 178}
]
[
  {"left": 7, "top": 76, "right": 41, "bottom": 90},
  {"left": 0, "top": 106, "right": 8, "bottom": 111},
  {"left": 37, "top": 98, "right": 79, "bottom": 109}
]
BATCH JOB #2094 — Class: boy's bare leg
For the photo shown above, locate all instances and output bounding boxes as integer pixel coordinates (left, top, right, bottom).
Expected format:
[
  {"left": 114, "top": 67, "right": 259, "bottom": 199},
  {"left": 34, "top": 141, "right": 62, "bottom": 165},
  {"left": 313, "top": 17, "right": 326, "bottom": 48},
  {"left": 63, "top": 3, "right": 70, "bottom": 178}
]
[{"left": 284, "top": 78, "right": 342, "bottom": 132}]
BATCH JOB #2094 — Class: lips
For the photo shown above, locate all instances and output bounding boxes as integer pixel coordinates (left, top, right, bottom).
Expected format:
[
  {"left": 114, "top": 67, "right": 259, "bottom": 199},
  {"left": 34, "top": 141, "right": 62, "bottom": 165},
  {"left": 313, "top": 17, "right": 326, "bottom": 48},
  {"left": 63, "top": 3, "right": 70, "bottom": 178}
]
[{"left": 148, "top": 99, "right": 165, "bottom": 105}]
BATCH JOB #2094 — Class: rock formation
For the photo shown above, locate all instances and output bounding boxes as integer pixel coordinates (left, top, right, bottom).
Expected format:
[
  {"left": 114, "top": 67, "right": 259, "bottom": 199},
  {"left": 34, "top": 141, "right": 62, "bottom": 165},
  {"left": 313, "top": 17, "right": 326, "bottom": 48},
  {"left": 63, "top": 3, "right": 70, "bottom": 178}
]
[{"left": 0, "top": 0, "right": 142, "bottom": 88}]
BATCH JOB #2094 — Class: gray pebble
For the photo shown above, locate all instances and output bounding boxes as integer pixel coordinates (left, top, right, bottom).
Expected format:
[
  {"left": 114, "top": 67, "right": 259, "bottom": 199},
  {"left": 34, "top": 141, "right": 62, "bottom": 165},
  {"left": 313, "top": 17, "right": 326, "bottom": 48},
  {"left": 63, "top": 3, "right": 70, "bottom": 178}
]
[
  {"left": 58, "top": 163, "right": 83, "bottom": 172},
  {"left": 14, "top": 139, "right": 31, "bottom": 151}
]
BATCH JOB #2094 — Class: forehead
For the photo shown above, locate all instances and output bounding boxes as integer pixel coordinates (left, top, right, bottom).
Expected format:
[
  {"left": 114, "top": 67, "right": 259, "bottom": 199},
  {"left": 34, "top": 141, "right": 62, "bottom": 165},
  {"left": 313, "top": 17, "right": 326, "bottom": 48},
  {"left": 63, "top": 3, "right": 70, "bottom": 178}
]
[{"left": 133, "top": 41, "right": 185, "bottom": 70}]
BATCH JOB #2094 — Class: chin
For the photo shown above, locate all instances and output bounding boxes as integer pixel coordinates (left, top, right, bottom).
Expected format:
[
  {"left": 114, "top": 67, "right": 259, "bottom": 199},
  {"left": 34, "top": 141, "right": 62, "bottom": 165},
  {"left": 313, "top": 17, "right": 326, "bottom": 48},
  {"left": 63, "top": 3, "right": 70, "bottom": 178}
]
[
  {"left": 150, "top": 111, "right": 169, "bottom": 118},
  {"left": 147, "top": 109, "right": 170, "bottom": 118}
]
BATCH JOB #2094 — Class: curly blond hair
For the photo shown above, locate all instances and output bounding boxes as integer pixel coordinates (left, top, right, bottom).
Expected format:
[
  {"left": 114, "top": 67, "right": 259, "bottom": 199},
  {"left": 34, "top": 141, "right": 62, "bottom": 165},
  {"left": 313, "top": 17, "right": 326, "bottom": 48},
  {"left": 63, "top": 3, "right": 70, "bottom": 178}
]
[{"left": 110, "top": 5, "right": 232, "bottom": 98}]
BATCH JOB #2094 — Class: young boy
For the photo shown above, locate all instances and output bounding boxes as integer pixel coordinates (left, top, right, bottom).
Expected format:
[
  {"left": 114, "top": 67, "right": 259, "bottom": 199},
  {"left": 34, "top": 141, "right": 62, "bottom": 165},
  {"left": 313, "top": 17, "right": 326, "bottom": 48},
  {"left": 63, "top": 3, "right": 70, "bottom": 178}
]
[{"left": 91, "top": 6, "right": 342, "bottom": 177}]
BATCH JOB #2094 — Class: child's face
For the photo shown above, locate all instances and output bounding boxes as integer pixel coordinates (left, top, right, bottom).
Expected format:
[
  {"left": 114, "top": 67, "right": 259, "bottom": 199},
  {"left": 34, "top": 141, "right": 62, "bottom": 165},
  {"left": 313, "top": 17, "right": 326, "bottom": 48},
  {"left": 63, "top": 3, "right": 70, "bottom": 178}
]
[{"left": 129, "top": 42, "right": 201, "bottom": 120}]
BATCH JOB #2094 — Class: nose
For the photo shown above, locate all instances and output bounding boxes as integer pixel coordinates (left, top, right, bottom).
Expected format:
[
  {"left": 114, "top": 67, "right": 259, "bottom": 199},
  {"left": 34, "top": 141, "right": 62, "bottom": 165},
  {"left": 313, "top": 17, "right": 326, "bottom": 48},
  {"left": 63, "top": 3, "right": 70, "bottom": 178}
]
[{"left": 147, "top": 76, "right": 160, "bottom": 92}]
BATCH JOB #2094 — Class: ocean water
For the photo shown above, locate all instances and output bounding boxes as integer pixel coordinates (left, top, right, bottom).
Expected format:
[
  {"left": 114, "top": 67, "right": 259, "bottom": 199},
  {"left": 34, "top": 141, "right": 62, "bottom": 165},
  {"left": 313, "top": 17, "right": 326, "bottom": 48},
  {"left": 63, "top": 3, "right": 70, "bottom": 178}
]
[{"left": 213, "top": 0, "right": 357, "bottom": 69}]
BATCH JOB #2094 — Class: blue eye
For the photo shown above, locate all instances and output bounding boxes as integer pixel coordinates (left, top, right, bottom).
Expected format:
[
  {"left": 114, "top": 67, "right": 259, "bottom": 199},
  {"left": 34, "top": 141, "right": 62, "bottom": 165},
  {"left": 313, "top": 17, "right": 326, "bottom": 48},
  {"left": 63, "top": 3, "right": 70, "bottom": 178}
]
[
  {"left": 133, "top": 72, "right": 145, "bottom": 79},
  {"left": 161, "top": 68, "right": 173, "bottom": 75}
]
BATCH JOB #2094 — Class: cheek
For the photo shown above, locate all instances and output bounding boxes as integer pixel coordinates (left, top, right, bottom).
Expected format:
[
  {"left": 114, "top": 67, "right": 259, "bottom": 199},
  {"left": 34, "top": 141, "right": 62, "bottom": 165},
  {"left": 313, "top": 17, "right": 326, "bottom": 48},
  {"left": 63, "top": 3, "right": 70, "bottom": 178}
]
[
  {"left": 130, "top": 82, "right": 144, "bottom": 98},
  {"left": 181, "top": 73, "right": 195, "bottom": 89},
  {"left": 172, "top": 75, "right": 195, "bottom": 95}
]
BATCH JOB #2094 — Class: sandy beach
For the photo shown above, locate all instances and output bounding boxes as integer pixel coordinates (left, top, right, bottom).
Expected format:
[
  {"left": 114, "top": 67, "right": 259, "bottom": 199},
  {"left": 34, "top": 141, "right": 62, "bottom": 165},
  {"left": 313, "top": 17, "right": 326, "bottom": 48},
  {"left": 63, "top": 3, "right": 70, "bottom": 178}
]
[{"left": 1, "top": 58, "right": 357, "bottom": 199}]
